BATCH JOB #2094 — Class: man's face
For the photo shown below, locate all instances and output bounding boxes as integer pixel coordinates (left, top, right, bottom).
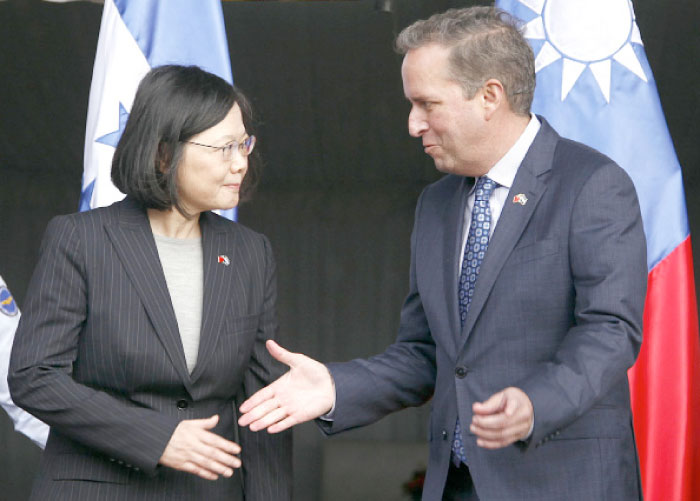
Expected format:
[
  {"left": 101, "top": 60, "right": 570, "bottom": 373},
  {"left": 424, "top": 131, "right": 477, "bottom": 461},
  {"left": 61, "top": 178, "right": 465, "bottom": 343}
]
[{"left": 401, "top": 44, "right": 489, "bottom": 177}]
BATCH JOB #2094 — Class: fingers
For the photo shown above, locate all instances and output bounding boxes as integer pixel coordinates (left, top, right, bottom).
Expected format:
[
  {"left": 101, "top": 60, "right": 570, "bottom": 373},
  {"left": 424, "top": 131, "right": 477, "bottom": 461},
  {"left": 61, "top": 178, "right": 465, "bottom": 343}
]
[
  {"left": 159, "top": 416, "right": 243, "bottom": 481},
  {"left": 472, "top": 390, "right": 506, "bottom": 415},
  {"left": 190, "top": 450, "right": 235, "bottom": 479},
  {"left": 267, "top": 415, "right": 300, "bottom": 434},
  {"left": 181, "top": 460, "right": 219, "bottom": 481},
  {"left": 266, "top": 339, "right": 297, "bottom": 366},
  {"left": 239, "top": 384, "right": 278, "bottom": 416},
  {"left": 191, "top": 414, "right": 219, "bottom": 429},
  {"left": 200, "top": 426, "right": 242, "bottom": 456},
  {"left": 248, "top": 406, "right": 288, "bottom": 432},
  {"left": 470, "top": 387, "right": 533, "bottom": 449}
]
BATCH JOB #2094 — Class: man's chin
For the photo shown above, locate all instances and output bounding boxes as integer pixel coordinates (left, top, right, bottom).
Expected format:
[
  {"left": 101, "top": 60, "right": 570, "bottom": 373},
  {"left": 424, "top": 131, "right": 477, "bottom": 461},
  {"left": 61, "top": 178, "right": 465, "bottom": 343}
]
[{"left": 432, "top": 158, "right": 454, "bottom": 174}]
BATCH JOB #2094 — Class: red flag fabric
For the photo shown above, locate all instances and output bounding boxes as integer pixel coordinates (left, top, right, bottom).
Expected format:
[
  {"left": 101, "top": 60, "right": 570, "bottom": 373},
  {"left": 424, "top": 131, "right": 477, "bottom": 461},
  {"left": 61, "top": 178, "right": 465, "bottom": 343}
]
[{"left": 629, "top": 237, "right": 700, "bottom": 500}]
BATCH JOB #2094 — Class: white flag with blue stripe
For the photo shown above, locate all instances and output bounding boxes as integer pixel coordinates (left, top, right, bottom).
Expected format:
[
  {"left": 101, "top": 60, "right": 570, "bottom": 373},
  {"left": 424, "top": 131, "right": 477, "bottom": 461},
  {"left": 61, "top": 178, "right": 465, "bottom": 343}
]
[{"left": 81, "top": 0, "right": 235, "bottom": 220}]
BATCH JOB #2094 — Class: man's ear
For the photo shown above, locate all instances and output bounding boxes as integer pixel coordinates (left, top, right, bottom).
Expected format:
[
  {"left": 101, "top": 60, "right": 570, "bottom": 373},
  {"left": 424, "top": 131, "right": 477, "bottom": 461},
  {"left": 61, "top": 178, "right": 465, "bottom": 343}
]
[{"left": 481, "top": 79, "right": 506, "bottom": 120}]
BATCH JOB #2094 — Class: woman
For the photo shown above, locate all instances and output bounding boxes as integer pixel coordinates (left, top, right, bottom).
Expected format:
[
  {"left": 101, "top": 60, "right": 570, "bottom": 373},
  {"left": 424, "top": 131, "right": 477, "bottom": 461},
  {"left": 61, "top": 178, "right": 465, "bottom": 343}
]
[{"left": 9, "top": 65, "right": 291, "bottom": 500}]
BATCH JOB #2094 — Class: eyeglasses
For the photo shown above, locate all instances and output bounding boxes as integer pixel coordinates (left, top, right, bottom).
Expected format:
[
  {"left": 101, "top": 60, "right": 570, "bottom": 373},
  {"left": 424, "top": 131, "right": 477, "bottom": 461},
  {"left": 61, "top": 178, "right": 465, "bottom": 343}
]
[{"left": 183, "top": 135, "right": 256, "bottom": 161}]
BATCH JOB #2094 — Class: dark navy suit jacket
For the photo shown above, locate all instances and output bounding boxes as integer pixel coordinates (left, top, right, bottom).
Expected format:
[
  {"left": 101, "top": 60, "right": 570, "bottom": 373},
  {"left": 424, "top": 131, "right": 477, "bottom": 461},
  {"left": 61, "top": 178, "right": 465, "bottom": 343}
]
[{"left": 322, "top": 119, "right": 647, "bottom": 500}]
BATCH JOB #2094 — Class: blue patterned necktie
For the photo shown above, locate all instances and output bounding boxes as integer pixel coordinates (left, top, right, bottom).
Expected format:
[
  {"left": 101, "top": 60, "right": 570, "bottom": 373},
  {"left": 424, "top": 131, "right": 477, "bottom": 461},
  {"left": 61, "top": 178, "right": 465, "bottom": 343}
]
[{"left": 452, "top": 176, "right": 498, "bottom": 465}]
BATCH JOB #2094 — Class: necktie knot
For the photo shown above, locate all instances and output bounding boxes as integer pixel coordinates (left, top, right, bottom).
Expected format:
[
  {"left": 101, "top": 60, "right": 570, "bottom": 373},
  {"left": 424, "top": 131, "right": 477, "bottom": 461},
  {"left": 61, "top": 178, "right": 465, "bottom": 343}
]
[{"left": 474, "top": 176, "right": 497, "bottom": 202}]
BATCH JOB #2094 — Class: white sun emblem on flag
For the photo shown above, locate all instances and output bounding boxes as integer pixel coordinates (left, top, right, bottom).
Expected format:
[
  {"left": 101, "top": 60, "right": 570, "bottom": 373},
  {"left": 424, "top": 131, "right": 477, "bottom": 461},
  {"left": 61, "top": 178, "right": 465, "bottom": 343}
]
[{"left": 518, "top": 0, "right": 648, "bottom": 102}]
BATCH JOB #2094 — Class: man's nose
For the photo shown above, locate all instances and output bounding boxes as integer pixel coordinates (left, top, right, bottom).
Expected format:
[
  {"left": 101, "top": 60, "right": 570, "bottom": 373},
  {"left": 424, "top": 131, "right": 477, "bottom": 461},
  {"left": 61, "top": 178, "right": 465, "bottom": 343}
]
[{"left": 408, "top": 107, "right": 428, "bottom": 137}]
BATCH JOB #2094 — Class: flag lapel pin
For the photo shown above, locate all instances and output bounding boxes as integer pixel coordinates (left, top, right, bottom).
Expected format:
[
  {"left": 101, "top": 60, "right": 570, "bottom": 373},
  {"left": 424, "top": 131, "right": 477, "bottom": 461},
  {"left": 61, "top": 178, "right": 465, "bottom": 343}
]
[
  {"left": 218, "top": 255, "right": 230, "bottom": 266},
  {"left": 513, "top": 193, "right": 528, "bottom": 206}
]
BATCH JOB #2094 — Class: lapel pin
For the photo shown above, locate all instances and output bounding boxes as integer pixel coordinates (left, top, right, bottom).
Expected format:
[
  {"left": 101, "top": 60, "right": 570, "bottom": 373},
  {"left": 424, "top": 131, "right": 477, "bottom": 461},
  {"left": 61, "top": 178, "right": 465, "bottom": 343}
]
[
  {"left": 217, "top": 255, "right": 230, "bottom": 266},
  {"left": 513, "top": 193, "right": 528, "bottom": 206}
]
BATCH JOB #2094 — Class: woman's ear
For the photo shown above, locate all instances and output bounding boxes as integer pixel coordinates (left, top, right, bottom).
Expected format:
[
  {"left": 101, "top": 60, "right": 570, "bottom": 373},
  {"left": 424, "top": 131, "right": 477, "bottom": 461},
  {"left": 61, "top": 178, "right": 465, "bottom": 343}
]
[{"left": 156, "top": 142, "right": 171, "bottom": 174}]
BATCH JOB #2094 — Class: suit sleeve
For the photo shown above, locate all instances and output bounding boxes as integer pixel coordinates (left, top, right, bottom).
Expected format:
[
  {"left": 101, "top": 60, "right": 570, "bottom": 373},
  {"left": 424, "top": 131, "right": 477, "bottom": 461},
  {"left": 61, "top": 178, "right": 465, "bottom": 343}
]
[
  {"left": 319, "top": 189, "right": 436, "bottom": 434},
  {"left": 518, "top": 162, "right": 647, "bottom": 447},
  {"left": 8, "top": 216, "right": 178, "bottom": 474},
  {"left": 235, "top": 235, "right": 292, "bottom": 500}
]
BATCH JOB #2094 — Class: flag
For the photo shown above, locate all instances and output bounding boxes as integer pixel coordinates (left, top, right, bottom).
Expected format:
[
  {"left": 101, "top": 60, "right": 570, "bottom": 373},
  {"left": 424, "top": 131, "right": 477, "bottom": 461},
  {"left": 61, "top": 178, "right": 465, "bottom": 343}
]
[
  {"left": 81, "top": 0, "right": 236, "bottom": 220},
  {"left": 496, "top": 1, "right": 700, "bottom": 499}
]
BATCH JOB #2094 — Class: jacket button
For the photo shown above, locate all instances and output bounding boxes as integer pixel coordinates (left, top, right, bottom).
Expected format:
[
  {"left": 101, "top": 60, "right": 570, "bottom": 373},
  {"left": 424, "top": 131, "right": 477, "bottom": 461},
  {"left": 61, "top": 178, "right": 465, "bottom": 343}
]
[
  {"left": 176, "top": 399, "right": 189, "bottom": 410},
  {"left": 442, "top": 430, "right": 448, "bottom": 440},
  {"left": 455, "top": 366, "right": 468, "bottom": 378}
]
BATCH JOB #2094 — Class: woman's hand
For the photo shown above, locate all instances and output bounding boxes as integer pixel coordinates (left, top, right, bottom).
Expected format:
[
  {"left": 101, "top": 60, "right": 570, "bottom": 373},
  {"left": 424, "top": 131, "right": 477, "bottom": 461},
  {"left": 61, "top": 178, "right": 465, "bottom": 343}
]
[{"left": 159, "top": 414, "right": 241, "bottom": 481}]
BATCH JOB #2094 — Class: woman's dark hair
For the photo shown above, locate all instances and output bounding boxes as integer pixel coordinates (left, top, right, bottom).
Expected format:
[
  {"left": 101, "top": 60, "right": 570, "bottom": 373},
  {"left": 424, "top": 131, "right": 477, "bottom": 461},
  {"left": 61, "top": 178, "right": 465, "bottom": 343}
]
[{"left": 112, "top": 65, "right": 260, "bottom": 214}]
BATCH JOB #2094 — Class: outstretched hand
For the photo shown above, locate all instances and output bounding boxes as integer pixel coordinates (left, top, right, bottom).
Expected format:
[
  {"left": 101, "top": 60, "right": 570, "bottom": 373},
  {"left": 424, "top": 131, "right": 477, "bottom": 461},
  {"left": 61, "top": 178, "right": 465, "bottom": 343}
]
[{"left": 238, "top": 340, "right": 335, "bottom": 433}]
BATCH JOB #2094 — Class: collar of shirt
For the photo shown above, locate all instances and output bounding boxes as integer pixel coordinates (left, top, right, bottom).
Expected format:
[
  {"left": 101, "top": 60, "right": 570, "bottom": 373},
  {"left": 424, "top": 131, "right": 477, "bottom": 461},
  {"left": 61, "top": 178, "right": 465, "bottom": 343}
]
[
  {"left": 460, "top": 114, "right": 541, "bottom": 274},
  {"left": 470, "top": 113, "right": 541, "bottom": 195}
]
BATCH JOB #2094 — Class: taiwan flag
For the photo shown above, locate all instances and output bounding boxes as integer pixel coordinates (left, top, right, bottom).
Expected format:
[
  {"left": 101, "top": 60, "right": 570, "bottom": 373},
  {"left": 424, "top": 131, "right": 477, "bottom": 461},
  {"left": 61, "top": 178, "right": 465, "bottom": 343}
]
[
  {"left": 496, "top": 1, "right": 700, "bottom": 499},
  {"left": 80, "top": 0, "right": 236, "bottom": 220}
]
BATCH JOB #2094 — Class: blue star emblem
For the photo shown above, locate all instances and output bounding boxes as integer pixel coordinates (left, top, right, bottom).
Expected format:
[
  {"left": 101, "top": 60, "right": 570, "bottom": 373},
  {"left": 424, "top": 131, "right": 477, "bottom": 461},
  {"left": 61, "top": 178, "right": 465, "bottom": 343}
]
[{"left": 96, "top": 102, "right": 129, "bottom": 147}]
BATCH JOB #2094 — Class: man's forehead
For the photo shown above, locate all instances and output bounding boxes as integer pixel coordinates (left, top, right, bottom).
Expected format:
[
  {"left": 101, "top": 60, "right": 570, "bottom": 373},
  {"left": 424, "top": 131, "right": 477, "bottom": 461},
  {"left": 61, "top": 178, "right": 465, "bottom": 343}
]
[{"left": 401, "top": 46, "right": 458, "bottom": 97}]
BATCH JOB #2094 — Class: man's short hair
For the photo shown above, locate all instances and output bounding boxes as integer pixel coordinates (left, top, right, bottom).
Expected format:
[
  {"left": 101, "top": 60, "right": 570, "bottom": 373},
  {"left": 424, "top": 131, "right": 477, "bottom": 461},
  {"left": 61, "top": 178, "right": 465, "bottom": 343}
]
[
  {"left": 396, "top": 6, "right": 535, "bottom": 116},
  {"left": 112, "top": 65, "right": 260, "bottom": 215}
]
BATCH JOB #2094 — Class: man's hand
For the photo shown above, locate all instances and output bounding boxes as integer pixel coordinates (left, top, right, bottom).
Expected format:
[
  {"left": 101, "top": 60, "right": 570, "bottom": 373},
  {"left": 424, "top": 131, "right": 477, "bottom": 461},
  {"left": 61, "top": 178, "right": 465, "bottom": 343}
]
[
  {"left": 238, "top": 340, "right": 335, "bottom": 433},
  {"left": 470, "top": 387, "right": 533, "bottom": 449},
  {"left": 159, "top": 414, "right": 241, "bottom": 481}
]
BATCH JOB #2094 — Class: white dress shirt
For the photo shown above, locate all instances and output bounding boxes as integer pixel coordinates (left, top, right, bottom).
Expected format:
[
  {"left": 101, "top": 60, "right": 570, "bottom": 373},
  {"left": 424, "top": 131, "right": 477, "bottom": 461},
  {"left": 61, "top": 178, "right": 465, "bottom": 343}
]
[{"left": 459, "top": 115, "right": 541, "bottom": 275}]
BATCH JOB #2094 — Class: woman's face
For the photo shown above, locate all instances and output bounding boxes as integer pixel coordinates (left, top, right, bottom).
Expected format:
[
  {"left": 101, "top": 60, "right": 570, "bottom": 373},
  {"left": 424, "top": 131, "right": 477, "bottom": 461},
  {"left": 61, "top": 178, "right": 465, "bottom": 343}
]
[{"left": 176, "top": 103, "right": 249, "bottom": 214}]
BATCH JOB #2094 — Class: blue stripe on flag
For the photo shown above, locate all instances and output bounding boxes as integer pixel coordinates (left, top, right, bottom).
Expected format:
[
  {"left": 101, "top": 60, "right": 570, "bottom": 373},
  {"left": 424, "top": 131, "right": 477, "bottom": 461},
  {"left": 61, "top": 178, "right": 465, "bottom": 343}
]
[{"left": 113, "top": 0, "right": 232, "bottom": 83}]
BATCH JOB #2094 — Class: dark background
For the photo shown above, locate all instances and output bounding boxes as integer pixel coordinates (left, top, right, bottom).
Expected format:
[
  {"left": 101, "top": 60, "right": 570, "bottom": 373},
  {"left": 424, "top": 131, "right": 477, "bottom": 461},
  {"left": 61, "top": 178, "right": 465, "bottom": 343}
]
[{"left": 1, "top": 0, "right": 698, "bottom": 499}]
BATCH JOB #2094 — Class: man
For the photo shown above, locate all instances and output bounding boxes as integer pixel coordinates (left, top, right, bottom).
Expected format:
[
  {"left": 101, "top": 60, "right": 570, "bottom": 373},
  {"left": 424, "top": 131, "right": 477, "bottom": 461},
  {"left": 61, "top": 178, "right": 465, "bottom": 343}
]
[
  {"left": 239, "top": 6, "right": 646, "bottom": 500},
  {"left": 0, "top": 274, "right": 48, "bottom": 449}
]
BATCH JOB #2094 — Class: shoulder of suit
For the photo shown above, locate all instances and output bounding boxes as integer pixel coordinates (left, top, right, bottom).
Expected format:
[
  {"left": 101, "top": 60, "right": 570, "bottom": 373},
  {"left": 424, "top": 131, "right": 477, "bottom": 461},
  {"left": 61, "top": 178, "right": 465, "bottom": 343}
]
[
  {"left": 534, "top": 118, "right": 626, "bottom": 179},
  {"left": 44, "top": 203, "right": 117, "bottom": 233},
  {"left": 551, "top": 137, "right": 630, "bottom": 182}
]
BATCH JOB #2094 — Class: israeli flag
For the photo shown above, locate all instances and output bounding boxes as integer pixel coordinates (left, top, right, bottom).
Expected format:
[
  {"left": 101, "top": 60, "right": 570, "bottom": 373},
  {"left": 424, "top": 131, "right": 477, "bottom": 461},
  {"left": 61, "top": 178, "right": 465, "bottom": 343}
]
[{"left": 80, "top": 0, "right": 235, "bottom": 220}]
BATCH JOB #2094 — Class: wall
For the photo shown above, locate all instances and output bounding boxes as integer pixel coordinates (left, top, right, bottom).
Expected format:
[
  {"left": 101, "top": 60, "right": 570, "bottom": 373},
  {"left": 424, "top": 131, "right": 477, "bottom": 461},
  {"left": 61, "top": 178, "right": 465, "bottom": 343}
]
[{"left": 0, "top": 0, "right": 698, "bottom": 499}]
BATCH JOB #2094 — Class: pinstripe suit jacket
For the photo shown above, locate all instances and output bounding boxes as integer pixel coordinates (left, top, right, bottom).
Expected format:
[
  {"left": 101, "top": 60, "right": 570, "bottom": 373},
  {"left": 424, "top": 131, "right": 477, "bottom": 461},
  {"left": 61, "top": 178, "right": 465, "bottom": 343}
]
[
  {"left": 322, "top": 119, "right": 646, "bottom": 500},
  {"left": 9, "top": 197, "right": 292, "bottom": 500}
]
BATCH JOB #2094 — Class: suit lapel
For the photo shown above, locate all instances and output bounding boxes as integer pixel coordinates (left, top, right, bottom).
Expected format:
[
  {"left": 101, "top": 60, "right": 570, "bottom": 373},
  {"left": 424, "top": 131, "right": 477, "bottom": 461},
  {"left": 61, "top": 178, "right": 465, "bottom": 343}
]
[
  {"left": 104, "top": 198, "right": 193, "bottom": 392},
  {"left": 190, "top": 212, "right": 237, "bottom": 384},
  {"left": 459, "top": 119, "right": 559, "bottom": 348},
  {"left": 442, "top": 176, "right": 471, "bottom": 355}
]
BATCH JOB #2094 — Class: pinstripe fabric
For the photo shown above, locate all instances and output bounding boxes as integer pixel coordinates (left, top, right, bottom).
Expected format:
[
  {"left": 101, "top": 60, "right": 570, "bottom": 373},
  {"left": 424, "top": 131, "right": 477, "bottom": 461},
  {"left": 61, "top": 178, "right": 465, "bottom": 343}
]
[{"left": 8, "top": 197, "right": 291, "bottom": 500}]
